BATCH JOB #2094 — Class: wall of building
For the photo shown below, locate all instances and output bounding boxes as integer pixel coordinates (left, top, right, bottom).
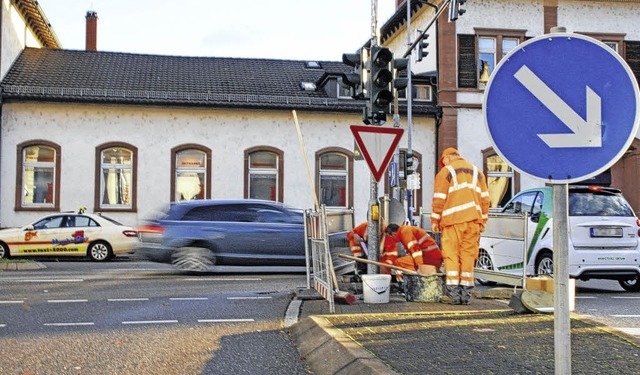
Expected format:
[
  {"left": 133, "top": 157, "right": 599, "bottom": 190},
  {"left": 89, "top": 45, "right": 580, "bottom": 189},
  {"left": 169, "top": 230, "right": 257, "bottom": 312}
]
[
  {"left": 0, "top": 0, "right": 41, "bottom": 79},
  {"left": 0, "top": 101, "right": 436, "bottom": 227}
]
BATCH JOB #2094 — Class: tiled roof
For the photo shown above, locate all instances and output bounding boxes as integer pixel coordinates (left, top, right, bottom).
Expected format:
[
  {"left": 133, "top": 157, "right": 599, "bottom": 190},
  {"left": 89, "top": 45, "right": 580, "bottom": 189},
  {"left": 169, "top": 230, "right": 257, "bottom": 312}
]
[{"left": 1, "top": 48, "right": 436, "bottom": 115}]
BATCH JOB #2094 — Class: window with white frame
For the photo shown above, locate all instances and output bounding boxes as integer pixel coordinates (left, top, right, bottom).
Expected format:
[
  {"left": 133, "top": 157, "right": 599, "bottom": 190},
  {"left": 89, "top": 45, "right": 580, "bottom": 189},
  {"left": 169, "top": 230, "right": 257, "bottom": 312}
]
[
  {"left": 398, "top": 84, "right": 433, "bottom": 102},
  {"left": 478, "top": 35, "right": 520, "bottom": 88},
  {"left": 318, "top": 152, "right": 348, "bottom": 207},
  {"left": 99, "top": 146, "right": 133, "bottom": 209},
  {"left": 20, "top": 144, "right": 58, "bottom": 208},
  {"left": 485, "top": 153, "right": 515, "bottom": 208},
  {"left": 248, "top": 150, "right": 279, "bottom": 201},
  {"left": 175, "top": 149, "right": 207, "bottom": 201}
]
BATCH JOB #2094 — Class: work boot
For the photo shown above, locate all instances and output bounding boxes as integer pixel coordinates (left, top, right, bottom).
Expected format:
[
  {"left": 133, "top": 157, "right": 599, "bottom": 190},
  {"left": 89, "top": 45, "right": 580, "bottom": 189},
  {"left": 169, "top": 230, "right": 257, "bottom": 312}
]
[
  {"left": 460, "top": 286, "right": 473, "bottom": 305},
  {"left": 439, "top": 285, "right": 461, "bottom": 305}
]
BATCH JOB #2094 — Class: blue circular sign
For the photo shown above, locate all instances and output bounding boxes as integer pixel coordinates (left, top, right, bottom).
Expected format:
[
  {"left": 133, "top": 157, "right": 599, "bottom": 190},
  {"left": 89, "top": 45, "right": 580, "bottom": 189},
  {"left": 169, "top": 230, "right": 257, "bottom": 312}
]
[{"left": 483, "top": 33, "right": 640, "bottom": 183}]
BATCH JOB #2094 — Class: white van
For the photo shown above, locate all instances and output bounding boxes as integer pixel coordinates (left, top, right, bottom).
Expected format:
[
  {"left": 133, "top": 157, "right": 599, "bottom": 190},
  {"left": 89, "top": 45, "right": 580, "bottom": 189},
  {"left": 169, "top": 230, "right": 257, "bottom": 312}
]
[{"left": 477, "top": 186, "right": 640, "bottom": 292}]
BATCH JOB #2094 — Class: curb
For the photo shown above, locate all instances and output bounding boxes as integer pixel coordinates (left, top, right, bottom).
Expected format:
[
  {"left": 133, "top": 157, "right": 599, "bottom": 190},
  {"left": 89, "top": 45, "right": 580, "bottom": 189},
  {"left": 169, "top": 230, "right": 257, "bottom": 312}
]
[
  {"left": 289, "top": 315, "right": 400, "bottom": 375},
  {"left": 0, "top": 261, "right": 47, "bottom": 270}
]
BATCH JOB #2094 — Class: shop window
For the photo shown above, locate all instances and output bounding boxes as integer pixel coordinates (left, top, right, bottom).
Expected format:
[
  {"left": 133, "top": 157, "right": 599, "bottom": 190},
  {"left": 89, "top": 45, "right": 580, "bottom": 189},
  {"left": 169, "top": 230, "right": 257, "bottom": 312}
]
[
  {"left": 459, "top": 29, "right": 526, "bottom": 89},
  {"left": 482, "top": 148, "right": 520, "bottom": 209},
  {"left": 16, "top": 141, "right": 60, "bottom": 211},
  {"left": 95, "top": 143, "right": 137, "bottom": 212},
  {"left": 316, "top": 148, "right": 353, "bottom": 208},
  {"left": 171, "top": 145, "right": 211, "bottom": 202},
  {"left": 245, "top": 147, "right": 283, "bottom": 202}
]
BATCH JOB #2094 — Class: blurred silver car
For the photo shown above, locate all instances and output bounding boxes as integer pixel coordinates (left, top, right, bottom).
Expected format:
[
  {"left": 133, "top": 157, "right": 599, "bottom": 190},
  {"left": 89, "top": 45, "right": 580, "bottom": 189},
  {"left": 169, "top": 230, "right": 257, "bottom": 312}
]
[{"left": 135, "top": 199, "right": 348, "bottom": 271}]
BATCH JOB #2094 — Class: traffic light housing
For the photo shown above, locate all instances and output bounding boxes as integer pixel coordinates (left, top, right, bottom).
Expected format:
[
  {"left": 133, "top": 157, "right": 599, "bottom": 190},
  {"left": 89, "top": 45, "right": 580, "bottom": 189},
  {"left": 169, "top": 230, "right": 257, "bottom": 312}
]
[
  {"left": 392, "top": 57, "right": 409, "bottom": 92},
  {"left": 341, "top": 48, "right": 367, "bottom": 100},
  {"left": 416, "top": 31, "right": 429, "bottom": 62},
  {"left": 368, "top": 46, "right": 393, "bottom": 125},
  {"left": 449, "top": 0, "right": 467, "bottom": 22}
]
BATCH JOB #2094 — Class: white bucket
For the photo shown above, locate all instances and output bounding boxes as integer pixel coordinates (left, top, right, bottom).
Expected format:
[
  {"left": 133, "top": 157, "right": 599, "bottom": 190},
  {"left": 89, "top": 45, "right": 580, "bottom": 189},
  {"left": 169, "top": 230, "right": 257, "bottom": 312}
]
[{"left": 361, "top": 274, "right": 391, "bottom": 304}]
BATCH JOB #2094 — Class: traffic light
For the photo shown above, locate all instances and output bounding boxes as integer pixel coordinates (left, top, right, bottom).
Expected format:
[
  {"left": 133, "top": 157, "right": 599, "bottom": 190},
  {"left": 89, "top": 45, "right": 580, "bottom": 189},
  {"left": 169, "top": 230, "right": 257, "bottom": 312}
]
[
  {"left": 341, "top": 48, "right": 367, "bottom": 100},
  {"left": 392, "top": 57, "right": 409, "bottom": 92},
  {"left": 416, "top": 31, "right": 429, "bottom": 62},
  {"left": 368, "top": 46, "right": 393, "bottom": 125},
  {"left": 405, "top": 153, "right": 416, "bottom": 176},
  {"left": 449, "top": 0, "right": 467, "bottom": 22}
]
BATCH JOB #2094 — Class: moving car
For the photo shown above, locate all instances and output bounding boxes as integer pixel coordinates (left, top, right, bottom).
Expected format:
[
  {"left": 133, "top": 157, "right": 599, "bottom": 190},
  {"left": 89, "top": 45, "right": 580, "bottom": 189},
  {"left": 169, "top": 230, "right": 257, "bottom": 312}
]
[
  {"left": 477, "top": 186, "right": 640, "bottom": 292},
  {"left": 0, "top": 211, "right": 138, "bottom": 261},
  {"left": 135, "top": 199, "right": 349, "bottom": 271}
]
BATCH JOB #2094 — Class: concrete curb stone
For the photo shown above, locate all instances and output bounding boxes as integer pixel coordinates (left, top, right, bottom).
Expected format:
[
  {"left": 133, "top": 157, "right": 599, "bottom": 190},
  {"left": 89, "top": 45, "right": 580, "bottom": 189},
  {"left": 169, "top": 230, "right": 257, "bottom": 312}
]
[{"left": 0, "top": 261, "right": 46, "bottom": 270}]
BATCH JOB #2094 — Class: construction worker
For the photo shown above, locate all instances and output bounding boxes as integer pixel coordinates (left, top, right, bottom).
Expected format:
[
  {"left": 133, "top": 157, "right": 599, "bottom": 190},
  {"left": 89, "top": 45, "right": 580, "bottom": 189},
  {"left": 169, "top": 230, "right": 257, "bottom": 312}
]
[
  {"left": 384, "top": 224, "right": 443, "bottom": 273},
  {"left": 346, "top": 222, "right": 398, "bottom": 275},
  {"left": 431, "top": 147, "right": 490, "bottom": 305}
]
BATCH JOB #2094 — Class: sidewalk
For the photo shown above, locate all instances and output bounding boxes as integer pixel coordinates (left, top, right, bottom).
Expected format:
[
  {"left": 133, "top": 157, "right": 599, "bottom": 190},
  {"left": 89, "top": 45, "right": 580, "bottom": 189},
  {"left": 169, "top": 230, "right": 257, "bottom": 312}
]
[{"left": 288, "top": 283, "right": 640, "bottom": 375}]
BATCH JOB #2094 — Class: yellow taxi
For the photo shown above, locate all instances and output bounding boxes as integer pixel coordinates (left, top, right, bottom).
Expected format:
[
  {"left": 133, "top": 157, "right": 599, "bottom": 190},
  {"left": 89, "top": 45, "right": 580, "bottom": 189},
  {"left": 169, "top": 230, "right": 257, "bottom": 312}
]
[{"left": 0, "top": 210, "right": 138, "bottom": 261}]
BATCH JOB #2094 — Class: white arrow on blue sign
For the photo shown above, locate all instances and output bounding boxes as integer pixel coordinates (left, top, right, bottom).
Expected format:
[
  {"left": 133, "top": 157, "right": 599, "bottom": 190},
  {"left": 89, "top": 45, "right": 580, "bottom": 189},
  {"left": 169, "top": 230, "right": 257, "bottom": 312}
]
[{"left": 483, "top": 33, "right": 640, "bottom": 183}]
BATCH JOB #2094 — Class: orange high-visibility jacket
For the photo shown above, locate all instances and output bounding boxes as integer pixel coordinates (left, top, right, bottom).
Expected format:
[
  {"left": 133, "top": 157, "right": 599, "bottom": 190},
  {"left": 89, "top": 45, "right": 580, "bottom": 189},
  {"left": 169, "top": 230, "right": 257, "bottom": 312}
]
[
  {"left": 390, "top": 225, "right": 441, "bottom": 266},
  {"left": 347, "top": 222, "right": 397, "bottom": 260},
  {"left": 431, "top": 158, "right": 490, "bottom": 229}
]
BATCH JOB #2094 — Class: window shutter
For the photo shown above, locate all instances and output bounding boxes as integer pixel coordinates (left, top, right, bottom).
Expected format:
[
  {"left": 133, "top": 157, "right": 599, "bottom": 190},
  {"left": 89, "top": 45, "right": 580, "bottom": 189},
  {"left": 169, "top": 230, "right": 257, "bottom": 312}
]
[
  {"left": 458, "top": 34, "right": 477, "bottom": 88},
  {"left": 625, "top": 41, "right": 640, "bottom": 85}
]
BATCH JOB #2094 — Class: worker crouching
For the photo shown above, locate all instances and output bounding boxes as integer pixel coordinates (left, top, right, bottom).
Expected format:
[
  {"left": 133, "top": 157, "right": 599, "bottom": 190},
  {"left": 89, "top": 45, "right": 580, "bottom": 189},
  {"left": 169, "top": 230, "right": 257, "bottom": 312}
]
[
  {"left": 384, "top": 224, "right": 443, "bottom": 279},
  {"left": 346, "top": 222, "right": 398, "bottom": 275}
]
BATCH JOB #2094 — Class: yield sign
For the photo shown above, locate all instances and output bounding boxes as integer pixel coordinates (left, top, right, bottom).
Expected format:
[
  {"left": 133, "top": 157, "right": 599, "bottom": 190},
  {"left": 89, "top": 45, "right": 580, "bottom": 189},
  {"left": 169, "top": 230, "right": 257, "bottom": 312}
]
[{"left": 350, "top": 125, "right": 404, "bottom": 182}]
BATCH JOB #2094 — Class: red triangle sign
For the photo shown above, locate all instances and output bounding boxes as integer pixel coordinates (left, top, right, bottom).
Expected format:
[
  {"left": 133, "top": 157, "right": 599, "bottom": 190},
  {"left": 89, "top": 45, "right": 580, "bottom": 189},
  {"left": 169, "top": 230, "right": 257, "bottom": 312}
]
[{"left": 350, "top": 125, "right": 404, "bottom": 182}]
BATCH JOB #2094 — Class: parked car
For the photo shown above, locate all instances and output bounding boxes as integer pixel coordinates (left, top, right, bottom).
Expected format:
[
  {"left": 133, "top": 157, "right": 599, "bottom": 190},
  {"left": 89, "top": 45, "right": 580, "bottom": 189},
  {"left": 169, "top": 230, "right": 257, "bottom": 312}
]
[
  {"left": 0, "top": 211, "right": 138, "bottom": 261},
  {"left": 477, "top": 186, "right": 640, "bottom": 292},
  {"left": 134, "top": 199, "right": 349, "bottom": 272}
]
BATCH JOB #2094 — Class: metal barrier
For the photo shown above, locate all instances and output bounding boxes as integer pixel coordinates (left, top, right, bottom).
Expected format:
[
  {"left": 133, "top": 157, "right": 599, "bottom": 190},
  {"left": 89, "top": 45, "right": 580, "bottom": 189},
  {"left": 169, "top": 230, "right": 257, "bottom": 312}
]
[
  {"left": 304, "top": 206, "right": 354, "bottom": 314},
  {"left": 419, "top": 209, "right": 529, "bottom": 287}
]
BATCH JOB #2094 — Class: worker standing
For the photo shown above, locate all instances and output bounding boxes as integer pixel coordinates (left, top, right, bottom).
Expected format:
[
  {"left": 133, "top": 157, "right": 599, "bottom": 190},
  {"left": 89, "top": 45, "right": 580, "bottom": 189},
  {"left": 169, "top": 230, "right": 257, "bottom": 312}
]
[
  {"left": 431, "top": 147, "right": 490, "bottom": 305},
  {"left": 384, "top": 224, "right": 443, "bottom": 273},
  {"left": 346, "top": 222, "right": 398, "bottom": 275}
]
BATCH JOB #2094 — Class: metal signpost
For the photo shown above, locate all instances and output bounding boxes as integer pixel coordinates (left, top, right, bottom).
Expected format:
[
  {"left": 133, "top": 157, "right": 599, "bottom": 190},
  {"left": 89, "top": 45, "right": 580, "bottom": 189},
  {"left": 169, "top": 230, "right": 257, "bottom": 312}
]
[{"left": 483, "top": 31, "right": 640, "bottom": 374}]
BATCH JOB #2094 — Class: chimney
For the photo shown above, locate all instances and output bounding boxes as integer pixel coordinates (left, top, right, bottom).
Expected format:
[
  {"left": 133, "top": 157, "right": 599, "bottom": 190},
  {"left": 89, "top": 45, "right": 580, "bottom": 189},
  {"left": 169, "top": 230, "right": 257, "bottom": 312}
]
[{"left": 85, "top": 11, "right": 98, "bottom": 51}]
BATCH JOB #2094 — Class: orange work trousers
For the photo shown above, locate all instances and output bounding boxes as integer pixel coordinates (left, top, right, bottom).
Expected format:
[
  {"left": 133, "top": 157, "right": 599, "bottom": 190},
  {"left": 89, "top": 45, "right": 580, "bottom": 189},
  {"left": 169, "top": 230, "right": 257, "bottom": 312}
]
[{"left": 441, "top": 222, "right": 480, "bottom": 287}]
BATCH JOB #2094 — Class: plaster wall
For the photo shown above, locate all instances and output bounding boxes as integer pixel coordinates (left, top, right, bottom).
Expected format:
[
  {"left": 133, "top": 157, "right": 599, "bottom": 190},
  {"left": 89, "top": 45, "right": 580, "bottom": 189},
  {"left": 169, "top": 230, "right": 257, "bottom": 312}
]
[
  {"left": 1, "top": 102, "right": 435, "bottom": 227},
  {"left": 1, "top": 0, "right": 42, "bottom": 79}
]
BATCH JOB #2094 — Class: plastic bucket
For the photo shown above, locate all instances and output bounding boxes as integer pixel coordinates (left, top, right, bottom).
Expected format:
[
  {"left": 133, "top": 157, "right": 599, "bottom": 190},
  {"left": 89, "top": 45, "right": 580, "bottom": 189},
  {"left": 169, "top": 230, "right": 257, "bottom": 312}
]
[{"left": 361, "top": 274, "right": 391, "bottom": 304}]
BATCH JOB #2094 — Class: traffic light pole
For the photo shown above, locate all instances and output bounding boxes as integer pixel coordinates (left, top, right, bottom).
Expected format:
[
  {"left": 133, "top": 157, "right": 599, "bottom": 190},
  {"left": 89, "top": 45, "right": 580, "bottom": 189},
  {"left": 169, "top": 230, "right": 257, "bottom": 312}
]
[
  {"left": 405, "top": 0, "right": 414, "bottom": 224},
  {"left": 367, "top": 0, "right": 380, "bottom": 274}
]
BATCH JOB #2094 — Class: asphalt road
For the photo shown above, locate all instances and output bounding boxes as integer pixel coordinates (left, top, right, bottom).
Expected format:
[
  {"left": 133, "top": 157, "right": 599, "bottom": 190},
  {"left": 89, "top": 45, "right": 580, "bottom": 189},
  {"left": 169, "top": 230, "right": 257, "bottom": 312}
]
[{"left": 0, "top": 258, "right": 313, "bottom": 374}]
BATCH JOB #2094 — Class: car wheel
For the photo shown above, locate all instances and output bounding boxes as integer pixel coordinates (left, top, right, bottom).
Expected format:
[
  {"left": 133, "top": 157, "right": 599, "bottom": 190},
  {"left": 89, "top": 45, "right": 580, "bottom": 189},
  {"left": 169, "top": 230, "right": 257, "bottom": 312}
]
[
  {"left": 475, "top": 250, "right": 497, "bottom": 286},
  {"left": 0, "top": 242, "right": 9, "bottom": 259},
  {"left": 171, "top": 247, "right": 215, "bottom": 272},
  {"left": 88, "top": 241, "right": 112, "bottom": 262},
  {"left": 618, "top": 276, "right": 640, "bottom": 292},
  {"left": 535, "top": 252, "right": 554, "bottom": 277}
]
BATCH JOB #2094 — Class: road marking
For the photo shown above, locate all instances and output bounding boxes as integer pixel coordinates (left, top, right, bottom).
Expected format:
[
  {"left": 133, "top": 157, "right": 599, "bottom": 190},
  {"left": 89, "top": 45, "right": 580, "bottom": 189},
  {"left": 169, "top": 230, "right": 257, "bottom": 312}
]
[
  {"left": 48, "top": 299, "right": 88, "bottom": 303},
  {"left": 44, "top": 322, "right": 94, "bottom": 327},
  {"left": 576, "top": 296, "right": 597, "bottom": 299},
  {"left": 181, "top": 277, "right": 262, "bottom": 281},
  {"left": 169, "top": 297, "right": 208, "bottom": 301},
  {"left": 1, "top": 279, "right": 84, "bottom": 283},
  {"left": 122, "top": 320, "right": 178, "bottom": 325},
  {"left": 614, "top": 327, "right": 640, "bottom": 336},
  {"left": 227, "top": 296, "right": 272, "bottom": 300},
  {"left": 611, "top": 315, "right": 640, "bottom": 318},
  {"left": 0, "top": 324, "right": 6, "bottom": 327},
  {"left": 197, "top": 319, "right": 255, "bottom": 323},
  {"left": 0, "top": 300, "right": 25, "bottom": 304},
  {"left": 611, "top": 296, "right": 640, "bottom": 299},
  {"left": 108, "top": 298, "right": 149, "bottom": 302}
]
